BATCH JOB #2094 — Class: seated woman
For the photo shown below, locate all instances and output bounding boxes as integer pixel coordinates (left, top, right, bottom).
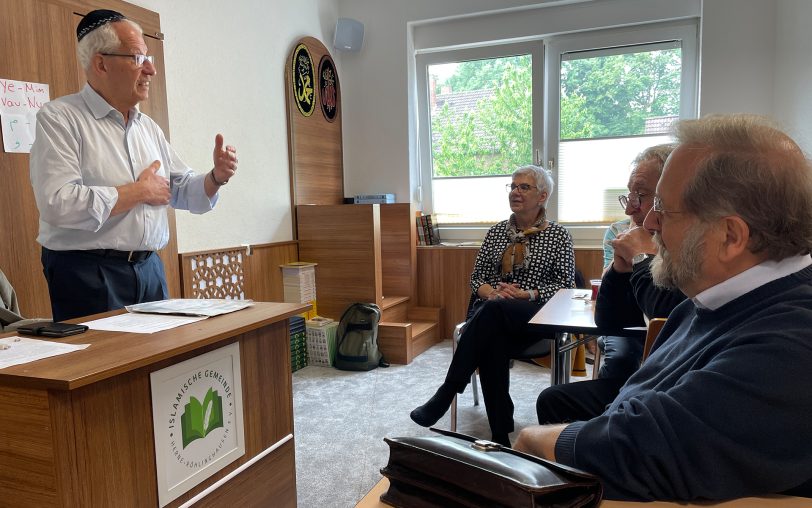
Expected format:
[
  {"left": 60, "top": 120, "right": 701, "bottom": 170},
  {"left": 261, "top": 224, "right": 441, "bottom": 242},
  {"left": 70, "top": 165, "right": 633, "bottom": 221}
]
[{"left": 410, "top": 165, "right": 575, "bottom": 447}]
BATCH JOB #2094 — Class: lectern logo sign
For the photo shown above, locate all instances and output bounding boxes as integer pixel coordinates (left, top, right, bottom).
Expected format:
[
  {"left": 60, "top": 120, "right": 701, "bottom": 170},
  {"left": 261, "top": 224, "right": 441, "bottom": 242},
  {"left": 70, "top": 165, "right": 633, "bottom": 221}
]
[
  {"left": 181, "top": 387, "right": 224, "bottom": 448},
  {"left": 150, "top": 343, "right": 245, "bottom": 507}
]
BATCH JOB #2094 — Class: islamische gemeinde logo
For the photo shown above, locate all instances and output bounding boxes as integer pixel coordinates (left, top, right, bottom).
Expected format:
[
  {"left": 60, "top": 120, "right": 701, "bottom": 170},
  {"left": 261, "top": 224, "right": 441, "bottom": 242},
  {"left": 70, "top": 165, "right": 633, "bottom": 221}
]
[{"left": 168, "top": 369, "right": 234, "bottom": 469}]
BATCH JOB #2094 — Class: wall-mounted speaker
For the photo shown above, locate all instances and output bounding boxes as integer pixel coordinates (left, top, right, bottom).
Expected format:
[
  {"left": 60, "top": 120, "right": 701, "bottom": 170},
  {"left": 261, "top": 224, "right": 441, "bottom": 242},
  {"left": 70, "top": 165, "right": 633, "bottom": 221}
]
[{"left": 334, "top": 18, "right": 364, "bottom": 52}]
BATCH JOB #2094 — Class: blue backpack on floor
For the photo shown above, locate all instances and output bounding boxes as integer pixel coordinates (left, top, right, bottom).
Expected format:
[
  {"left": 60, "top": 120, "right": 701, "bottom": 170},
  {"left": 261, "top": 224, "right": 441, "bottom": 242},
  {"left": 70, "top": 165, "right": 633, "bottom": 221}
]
[{"left": 334, "top": 303, "right": 387, "bottom": 371}]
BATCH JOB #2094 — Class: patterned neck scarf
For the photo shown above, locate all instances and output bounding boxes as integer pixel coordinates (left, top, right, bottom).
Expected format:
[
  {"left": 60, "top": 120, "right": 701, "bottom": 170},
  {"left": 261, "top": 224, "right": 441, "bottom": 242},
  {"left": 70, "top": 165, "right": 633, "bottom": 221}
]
[{"left": 499, "top": 211, "right": 547, "bottom": 281}]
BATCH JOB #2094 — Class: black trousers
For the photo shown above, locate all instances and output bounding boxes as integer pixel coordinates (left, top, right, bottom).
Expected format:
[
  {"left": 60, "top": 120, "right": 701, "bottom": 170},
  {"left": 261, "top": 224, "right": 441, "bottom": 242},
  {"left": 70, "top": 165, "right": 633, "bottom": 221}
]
[
  {"left": 446, "top": 298, "right": 552, "bottom": 435},
  {"left": 598, "top": 334, "right": 644, "bottom": 380},
  {"left": 41, "top": 248, "right": 168, "bottom": 321},
  {"left": 536, "top": 377, "right": 627, "bottom": 424}
]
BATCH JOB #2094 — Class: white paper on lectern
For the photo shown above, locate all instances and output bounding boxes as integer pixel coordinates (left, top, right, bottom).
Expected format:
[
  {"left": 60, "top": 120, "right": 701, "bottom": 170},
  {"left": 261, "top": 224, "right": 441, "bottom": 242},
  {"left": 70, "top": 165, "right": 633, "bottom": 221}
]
[
  {"left": 125, "top": 299, "right": 254, "bottom": 317},
  {"left": 0, "top": 336, "right": 89, "bottom": 370},
  {"left": 82, "top": 313, "right": 207, "bottom": 333}
]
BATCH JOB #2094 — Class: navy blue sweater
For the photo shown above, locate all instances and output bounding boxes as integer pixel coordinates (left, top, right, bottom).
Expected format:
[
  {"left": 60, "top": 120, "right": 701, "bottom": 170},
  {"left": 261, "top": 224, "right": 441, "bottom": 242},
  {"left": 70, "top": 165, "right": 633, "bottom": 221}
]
[{"left": 556, "top": 265, "right": 812, "bottom": 501}]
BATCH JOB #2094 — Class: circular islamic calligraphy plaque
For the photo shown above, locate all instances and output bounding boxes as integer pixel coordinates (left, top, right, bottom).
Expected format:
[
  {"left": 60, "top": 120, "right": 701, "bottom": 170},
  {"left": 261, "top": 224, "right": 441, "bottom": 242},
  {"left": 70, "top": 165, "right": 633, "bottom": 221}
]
[
  {"left": 291, "top": 43, "right": 315, "bottom": 117},
  {"left": 318, "top": 55, "right": 339, "bottom": 122}
]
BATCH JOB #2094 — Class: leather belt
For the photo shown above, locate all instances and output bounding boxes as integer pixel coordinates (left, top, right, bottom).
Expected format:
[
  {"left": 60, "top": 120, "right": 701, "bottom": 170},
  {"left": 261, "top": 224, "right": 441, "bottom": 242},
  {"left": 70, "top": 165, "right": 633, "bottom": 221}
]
[{"left": 80, "top": 249, "right": 154, "bottom": 263}]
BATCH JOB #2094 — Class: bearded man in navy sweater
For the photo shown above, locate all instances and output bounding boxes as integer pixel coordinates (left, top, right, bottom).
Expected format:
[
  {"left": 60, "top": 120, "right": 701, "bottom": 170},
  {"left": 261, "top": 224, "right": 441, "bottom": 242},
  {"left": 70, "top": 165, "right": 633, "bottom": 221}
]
[{"left": 514, "top": 114, "right": 812, "bottom": 501}]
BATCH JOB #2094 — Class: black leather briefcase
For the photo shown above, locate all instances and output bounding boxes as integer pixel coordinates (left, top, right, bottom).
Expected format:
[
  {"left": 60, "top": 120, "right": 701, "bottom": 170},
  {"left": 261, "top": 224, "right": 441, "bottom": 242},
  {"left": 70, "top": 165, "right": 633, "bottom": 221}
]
[{"left": 380, "top": 428, "right": 602, "bottom": 508}]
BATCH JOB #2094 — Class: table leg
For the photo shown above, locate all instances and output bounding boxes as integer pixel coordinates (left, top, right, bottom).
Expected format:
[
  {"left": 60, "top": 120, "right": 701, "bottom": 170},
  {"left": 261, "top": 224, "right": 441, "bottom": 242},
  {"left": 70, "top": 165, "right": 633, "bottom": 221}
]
[
  {"left": 561, "top": 333, "right": 572, "bottom": 384},
  {"left": 551, "top": 333, "right": 563, "bottom": 385}
]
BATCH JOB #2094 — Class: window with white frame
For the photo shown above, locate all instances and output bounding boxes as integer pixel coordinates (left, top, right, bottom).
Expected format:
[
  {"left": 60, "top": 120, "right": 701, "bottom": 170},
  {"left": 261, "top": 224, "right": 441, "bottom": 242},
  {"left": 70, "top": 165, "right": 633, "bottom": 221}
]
[{"left": 415, "top": 21, "right": 698, "bottom": 242}]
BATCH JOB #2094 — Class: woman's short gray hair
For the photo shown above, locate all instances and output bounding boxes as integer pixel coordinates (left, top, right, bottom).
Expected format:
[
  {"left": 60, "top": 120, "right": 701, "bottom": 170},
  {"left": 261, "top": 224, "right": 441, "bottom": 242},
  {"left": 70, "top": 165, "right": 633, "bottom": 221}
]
[
  {"left": 674, "top": 114, "right": 812, "bottom": 259},
  {"left": 513, "top": 165, "right": 554, "bottom": 205},
  {"left": 77, "top": 19, "right": 143, "bottom": 71}
]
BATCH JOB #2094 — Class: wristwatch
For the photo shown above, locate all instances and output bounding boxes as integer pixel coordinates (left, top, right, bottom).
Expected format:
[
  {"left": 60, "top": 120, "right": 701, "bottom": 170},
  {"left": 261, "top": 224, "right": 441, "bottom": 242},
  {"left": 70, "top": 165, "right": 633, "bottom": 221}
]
[{"left": 632, "top": 253, "right": 650, "bottom": 266}]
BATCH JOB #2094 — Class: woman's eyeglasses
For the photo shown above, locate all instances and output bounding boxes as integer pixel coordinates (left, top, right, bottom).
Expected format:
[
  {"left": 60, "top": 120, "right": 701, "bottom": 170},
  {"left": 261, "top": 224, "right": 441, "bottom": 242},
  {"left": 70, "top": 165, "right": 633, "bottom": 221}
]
[{"left": 506, "top": 183, "right": 538, "bottom": 193}]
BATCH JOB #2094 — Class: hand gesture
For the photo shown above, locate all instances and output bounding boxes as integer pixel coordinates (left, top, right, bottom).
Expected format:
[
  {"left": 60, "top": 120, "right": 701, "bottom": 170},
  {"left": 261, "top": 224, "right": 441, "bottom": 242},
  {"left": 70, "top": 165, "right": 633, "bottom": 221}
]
[
  {"left": 211, "top": 134, "right": 238, "bottom": 185},
  {"left": 137, "top": 161, "right": 170, "bottom": 205},
  {"left": 610, "top": 226, "right": 656, "bottom": 273}
]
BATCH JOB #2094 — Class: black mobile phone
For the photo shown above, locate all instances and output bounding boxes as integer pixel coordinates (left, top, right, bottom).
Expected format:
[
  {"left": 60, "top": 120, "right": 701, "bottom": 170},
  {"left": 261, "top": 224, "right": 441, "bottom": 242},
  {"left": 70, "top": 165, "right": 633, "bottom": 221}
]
[{"left": 16, "top": 322, "right": 89, "bottom": 338}]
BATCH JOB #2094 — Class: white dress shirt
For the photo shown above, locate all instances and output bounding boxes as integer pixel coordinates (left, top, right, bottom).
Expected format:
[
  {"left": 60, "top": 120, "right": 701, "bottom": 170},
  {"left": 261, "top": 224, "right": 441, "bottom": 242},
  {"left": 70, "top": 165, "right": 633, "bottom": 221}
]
[
  {"left": 694, "top": 254, "right": 812, "bottom": 310},
  {"left": 30, "top": 84, "right": 217, "bottom": 251}
]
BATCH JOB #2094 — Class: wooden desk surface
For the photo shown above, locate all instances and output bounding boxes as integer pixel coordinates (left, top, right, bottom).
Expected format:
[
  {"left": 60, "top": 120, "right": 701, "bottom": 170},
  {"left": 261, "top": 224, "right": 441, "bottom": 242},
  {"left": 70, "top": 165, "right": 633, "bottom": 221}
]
[
  {"left": 356, "top": 478, "right": 810, "bottom": 507},
  {"left": 529, "top": 288, "right": 645, "bottom": 338},
  {"left": 0, "top": 302, "right": 308, "bottom": 391}
]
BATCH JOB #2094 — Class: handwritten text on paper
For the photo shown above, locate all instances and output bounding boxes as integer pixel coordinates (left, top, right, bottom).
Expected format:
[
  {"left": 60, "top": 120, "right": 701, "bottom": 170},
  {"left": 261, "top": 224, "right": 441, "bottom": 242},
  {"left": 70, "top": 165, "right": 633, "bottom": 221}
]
[{"left": 0, "top": 78, "right": 50, "bottom": 154}]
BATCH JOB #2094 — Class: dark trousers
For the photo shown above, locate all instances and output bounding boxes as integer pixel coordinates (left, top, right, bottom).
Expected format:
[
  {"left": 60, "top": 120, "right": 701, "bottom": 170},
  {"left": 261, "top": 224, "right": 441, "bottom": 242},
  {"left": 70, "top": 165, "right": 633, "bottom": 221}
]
[
  {"left": 536, "top": 377, "right": 626, "bottom": 424},
  {"left": 41, "top": 248, "right": 168, "bottom": 321},
  {"left": 446, "top": 298, "right": 552, "bottom": 435},
  {"left": 598, "top": 335, "right": 644, "bottom": 380}
]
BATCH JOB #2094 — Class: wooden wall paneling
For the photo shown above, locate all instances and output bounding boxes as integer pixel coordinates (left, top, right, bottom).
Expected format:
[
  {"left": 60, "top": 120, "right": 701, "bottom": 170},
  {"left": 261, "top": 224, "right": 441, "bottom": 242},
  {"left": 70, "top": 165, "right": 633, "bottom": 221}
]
[
  {"left": 243, "top": 241, "right": 299, "bottom": 302},
  {"left": 0, "top": 0, "right": 177, "bottom": 318},
  {"left": 379, "top": 204, "right": 416, "bottom": 299},
  {"left": 416, "top": 246, "right": 479, "bottom": 340},
  {"left": 0, "top": 0, "right": 81, "bottom": 318},
  {"left": 297, "top": 204, "right": 382, "bottom": 320},
  {"left": 574, "top": 248, "right": 604, "bottom": 285},
  {"left": 285, "top": 36, "right": 344, "bottom": 240}
]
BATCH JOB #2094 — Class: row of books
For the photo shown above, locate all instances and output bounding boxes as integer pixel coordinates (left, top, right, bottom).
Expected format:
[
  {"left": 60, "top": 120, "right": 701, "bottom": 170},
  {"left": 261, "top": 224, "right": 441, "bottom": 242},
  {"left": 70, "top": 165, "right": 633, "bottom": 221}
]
[
  {"left": 290, "top": 316, "right": 308, "bottom": 372},
  {"left": 416, "top": 214, "right": 440, "bottom": 246}
]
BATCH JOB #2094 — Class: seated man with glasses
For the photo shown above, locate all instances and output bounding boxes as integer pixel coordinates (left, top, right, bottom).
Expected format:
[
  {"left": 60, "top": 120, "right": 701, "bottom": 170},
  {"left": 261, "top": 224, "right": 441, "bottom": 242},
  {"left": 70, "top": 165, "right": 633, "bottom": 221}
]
[
  {"left": 517, "top": 114, "right": 812, "bottom": 500},
  {"left": 30, "top": 9, "right": 240, "bottom": 321},
  {"left": 535, "top": 144, "right": 686, "bottom": 426}
]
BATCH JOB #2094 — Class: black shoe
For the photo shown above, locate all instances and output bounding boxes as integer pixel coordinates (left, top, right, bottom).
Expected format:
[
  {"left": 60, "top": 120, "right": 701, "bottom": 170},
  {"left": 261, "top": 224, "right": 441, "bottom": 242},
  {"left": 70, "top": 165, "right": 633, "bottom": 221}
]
[
  {"left": 491, "top": 433, "right": 511, "bottom": 448},
  {"left": 410, "top": 384, "right": 457, "bottom": 427}
]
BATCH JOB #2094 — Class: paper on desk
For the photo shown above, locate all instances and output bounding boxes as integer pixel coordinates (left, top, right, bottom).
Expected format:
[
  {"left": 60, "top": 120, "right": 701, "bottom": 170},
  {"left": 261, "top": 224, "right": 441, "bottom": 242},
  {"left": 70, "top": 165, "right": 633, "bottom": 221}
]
[
  {"left": 125, "top": 298, "right": 254, "bottom": 317},
  {"left": 0, "top": 336, "right": 89, "bottom": 370},
  {"left": 82, "top": 313, "right": 207, "bottom": 333}
]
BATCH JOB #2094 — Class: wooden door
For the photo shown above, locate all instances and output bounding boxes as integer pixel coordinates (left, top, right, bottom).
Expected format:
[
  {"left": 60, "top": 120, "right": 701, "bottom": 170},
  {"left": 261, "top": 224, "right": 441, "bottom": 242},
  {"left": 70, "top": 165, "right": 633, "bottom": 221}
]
[{"left": 0, "top": 0, "right": 177, "bottom": 317}]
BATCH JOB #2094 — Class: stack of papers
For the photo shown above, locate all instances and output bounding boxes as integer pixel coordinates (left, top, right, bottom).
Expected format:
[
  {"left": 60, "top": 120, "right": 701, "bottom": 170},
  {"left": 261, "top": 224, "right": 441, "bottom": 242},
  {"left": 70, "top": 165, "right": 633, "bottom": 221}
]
[
  {"left": 280, "top": 263, "right": 317, "bottom": 304},
  {"left": 125, "top": 298, "right": 254, "bottom": 317},
  {"left": 82, "top": 299, "right": 254, "bottom": 334}
]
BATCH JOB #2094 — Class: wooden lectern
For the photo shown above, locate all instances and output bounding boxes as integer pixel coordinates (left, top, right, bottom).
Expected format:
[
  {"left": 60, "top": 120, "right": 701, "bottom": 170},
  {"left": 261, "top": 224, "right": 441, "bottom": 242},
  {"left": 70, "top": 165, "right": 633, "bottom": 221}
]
[{"left": 0, "top": 302, "right": 306, "bottom": 507}]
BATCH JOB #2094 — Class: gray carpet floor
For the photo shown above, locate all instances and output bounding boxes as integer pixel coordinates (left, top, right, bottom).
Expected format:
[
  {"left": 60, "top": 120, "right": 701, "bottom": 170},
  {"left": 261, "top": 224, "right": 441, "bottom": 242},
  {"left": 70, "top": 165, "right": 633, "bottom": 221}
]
[{"left": 292, "top": 339, "right": 593, "bottom": 507}]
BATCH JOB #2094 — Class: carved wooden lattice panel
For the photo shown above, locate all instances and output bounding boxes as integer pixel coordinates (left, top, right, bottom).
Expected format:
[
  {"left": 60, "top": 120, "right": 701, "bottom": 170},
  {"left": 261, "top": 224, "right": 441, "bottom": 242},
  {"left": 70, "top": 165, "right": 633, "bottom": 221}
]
[{"left": 188, "top": 250, "right": 245, "bottom": 299}]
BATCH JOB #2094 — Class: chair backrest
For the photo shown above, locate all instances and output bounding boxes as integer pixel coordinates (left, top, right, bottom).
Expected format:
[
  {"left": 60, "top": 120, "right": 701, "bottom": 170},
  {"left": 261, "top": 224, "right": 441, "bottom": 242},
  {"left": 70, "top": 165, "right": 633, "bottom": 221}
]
[{"left": 642, "top": 318, "right": 667, "bottom": 362}]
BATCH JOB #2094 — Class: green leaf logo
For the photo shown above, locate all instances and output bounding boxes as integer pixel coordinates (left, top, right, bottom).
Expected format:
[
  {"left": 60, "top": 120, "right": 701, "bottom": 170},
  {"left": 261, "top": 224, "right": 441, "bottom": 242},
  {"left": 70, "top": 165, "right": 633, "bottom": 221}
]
[{"left": 180, "top": 387, "right": 224, "bottom": 448}]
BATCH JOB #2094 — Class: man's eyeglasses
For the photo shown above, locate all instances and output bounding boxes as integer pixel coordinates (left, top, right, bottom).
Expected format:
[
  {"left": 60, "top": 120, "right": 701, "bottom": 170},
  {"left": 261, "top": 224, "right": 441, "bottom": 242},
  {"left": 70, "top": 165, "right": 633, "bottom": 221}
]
[
  {"left": 652, "top": 196, "right": 685, "bottom": 218},
  {"left": 618, "top": 191, "right": 648, "bottom": 210},
  {"left": 506, "top": 183, "right": 538, "bottom": 193},
  {"left": 100, "top": 53, "right": 155, "bottom": 67}
]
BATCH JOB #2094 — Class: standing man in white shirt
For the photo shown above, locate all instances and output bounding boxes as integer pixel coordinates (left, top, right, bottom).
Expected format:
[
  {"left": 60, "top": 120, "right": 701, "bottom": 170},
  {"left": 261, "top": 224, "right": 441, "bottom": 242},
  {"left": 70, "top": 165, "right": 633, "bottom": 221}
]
[{"left": 30, "top": 9, "right": 238, "bottom": 321}]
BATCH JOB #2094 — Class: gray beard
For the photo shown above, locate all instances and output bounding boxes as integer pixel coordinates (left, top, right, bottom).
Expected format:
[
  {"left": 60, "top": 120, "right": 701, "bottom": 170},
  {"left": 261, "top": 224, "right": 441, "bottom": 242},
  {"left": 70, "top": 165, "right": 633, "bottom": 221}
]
[{"left": 650, "top": 225, "right": 707, "bottom": 291}]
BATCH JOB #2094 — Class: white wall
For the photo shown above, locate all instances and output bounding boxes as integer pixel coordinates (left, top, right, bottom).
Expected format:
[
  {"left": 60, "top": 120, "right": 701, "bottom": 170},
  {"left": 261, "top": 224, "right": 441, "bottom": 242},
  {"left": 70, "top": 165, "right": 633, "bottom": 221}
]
[
  {"left": 773, "top": 0, "right": 812, "bottom": 153},
  {"left": 128, "top": 0, "right": 338, "bottom": 252},
  {"left": 698, "top": 0, "right": 775, "bottom": 117}
]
